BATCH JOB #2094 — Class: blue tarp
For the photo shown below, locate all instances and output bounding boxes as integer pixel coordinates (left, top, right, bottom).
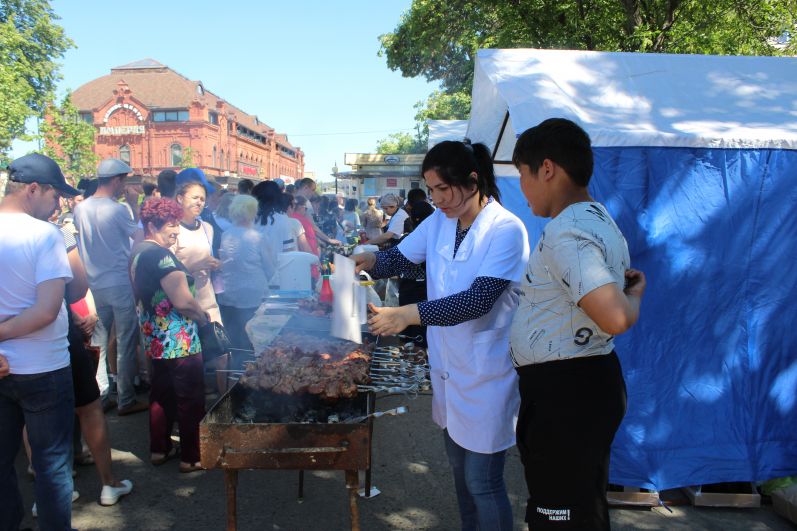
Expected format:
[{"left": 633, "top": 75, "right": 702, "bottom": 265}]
[{"left": 498, "top": 146, "right": 797, "bottom": 490}]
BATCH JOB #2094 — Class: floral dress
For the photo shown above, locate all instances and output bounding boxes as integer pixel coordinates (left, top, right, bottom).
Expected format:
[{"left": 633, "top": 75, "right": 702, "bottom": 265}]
[{"left": 130, "top": 241, "right": 201, "bottom": 360}]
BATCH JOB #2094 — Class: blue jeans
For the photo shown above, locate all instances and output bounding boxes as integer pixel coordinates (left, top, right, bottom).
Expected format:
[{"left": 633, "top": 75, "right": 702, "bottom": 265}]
[
  {"left": 92, "top": 283, "right": 141, "bottom": 408},
  {"left": 0, "top": 366, "right": 75, "bottom": 531},
  {"left": 444, "top": 429, "right": 513, "bottom": 531}
]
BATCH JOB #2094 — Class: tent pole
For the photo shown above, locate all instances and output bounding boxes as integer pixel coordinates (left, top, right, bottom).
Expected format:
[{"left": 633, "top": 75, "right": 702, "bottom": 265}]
[{"left": 492, "top": 111, "right": 510, "bottom": 161}]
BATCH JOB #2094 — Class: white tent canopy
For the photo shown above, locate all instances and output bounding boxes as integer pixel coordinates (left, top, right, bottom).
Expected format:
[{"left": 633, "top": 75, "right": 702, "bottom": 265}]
[
  {"left": 467, "top": 48, "right": 797, "bottom": 176},
  {"left": 427, "top": 119, "right": 469, "bottom": 149}
]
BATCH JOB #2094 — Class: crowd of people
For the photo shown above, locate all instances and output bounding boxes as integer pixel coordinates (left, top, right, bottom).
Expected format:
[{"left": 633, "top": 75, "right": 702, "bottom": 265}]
[
  {"left": 1, "top": 117, "right": 646, "bottom": 531},
  {"left": 0, "top": 151, "right": 434, "bottom": 530}
]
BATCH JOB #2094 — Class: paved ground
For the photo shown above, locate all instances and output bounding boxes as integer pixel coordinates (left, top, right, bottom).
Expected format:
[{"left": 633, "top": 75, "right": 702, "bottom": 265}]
[{"left": 15, "top": 393, "right": 796, "bottom": 530}]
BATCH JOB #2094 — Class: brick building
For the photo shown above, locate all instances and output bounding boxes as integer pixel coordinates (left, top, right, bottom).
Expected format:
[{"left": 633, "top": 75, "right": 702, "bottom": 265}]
[{"left": 69, "top": 59, "right": 303, "bottom": 182}]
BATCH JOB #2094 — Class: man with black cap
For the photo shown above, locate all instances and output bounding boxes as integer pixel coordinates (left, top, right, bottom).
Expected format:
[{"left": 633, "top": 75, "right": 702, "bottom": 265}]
[
  {"left": 0, "top": 153, "right": 81, "bottom": 530},
  {"left": 73, "top": 158, "right": 147, "bottom": 415}
]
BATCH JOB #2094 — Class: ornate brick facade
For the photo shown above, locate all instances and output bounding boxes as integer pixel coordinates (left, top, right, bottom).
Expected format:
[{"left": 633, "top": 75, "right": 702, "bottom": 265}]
[{"left": 68, "top": 59, "right": 303, "bottom": 182}]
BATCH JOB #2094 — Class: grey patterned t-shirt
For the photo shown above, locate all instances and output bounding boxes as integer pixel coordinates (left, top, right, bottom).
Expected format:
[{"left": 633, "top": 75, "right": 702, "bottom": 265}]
[{"left": 510, "top": 202, "right": 629, "bottom": 366}]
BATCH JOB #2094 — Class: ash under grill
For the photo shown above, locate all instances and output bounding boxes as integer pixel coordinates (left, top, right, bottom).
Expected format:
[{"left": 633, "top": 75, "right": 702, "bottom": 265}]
[{"left": 229, "top": 384, "right": 370, "bottom": 424}]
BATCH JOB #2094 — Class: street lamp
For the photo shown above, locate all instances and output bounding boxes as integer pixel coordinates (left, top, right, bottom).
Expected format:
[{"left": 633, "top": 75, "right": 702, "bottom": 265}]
[{"left": 332, "top": 162, "right": 338, "bottom": 194}]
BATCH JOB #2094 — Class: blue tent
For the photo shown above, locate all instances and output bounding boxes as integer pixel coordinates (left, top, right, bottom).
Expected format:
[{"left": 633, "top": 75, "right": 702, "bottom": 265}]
[{"left": 467, "top": 48, "right": 797, "bottom": 490}]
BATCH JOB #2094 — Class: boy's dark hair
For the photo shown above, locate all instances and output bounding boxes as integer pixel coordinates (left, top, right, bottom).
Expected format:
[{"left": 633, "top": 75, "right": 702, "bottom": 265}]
[
  {"left": 512, "top": 118, "right": 593, "bottom": 187},
  {"left": 296, "top": 177, "right": 315, "bottom": 191},
  {"left": 237, "top": 179, "right": 254, "bottom": 195},
  {"left": 421, "top": 140, "right": 501, "bottom": 203},
  {"left": 142, "top": 181, "right": 158, "bottom": 197},
  {"left": 407, "top": 187, "right": 427, "bottom": 204},
  {"left": 157, "top": 169, "right": 177, "bottom": 198}
]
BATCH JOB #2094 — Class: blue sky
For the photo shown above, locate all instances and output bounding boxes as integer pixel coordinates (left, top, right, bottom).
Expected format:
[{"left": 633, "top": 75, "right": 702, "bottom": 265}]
[{"left": 11, "top": 0, "right": 436, "bottom": 181}]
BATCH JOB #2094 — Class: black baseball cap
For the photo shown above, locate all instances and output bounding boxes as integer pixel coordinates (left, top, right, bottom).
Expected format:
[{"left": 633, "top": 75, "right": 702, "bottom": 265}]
[{"left": 9, "top": 153, "right": 81, "bottom": 196}]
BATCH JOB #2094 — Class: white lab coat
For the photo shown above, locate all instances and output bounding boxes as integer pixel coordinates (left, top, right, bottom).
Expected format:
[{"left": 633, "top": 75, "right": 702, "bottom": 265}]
[{"left": 398, "top": 199, "right": 530, "bottom": 453}]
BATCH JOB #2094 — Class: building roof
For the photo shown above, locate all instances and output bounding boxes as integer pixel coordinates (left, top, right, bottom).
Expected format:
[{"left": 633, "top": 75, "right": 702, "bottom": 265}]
[{"left": 71, "top": 59, "right": 284, "bottom": 143}]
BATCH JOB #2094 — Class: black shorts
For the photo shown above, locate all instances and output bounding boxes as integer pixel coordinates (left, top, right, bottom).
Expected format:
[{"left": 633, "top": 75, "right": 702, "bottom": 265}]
[
  {"left": 516, "top": 352, "right": 627, "bottom": 530},
  {"left": 68, "top": 321, "right": 101, "bottom": 408}
]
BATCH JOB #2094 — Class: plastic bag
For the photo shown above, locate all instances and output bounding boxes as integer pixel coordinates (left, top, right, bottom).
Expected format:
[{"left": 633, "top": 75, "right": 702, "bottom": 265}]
[{"left": 384, "top": 278, "right": 400, "bottom": 307}]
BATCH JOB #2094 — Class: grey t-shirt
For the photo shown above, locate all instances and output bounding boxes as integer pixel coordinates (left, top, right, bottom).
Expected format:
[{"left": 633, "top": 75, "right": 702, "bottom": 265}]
[
  {"left": 510, "top": 202, "right": 630, "bottom": 366},
  {"left": 217, "top": 225, "right": 276, "bottom": 308},
  {"left": 73, "top": 196, "right": 138, "bottom": 290}
]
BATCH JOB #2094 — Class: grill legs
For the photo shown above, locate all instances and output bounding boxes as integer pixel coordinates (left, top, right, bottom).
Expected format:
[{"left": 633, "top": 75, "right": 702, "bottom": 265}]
[
  {"left": 346, "top": 469, "right": 361, "bottom": 531},
  {"left": 225, "top": 469, "right": 239, "bottom": 531}
]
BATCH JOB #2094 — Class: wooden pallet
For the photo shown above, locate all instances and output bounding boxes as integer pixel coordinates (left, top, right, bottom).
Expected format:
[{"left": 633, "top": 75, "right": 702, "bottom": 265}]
[
  {"left": 607, "top": 484, "right": 661, "bottom": 507},
  {"left": 683, "top": 482, "right": 761, "bottom": 508}
]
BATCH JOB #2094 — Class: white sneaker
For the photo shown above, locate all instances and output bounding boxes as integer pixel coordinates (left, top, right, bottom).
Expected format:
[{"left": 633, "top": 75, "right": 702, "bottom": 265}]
[
  {"left": 99, "top": 479, "right": 133, "bottom": 506},
  {"left": 32, "top": 490, "right": 79, "bottom": 517}
]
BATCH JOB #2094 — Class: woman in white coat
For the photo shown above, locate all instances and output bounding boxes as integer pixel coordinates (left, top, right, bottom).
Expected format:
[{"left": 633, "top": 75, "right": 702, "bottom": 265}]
[{"left": 354, "top": 140, "right": 529, "bottom": 531}]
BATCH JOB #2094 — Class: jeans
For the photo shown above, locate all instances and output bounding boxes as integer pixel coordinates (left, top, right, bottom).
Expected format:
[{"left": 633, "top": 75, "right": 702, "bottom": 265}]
[
  {"left": 444, "top": 429, "right": 513, "bottom": 531},
  {"left": 92, "top": 283, "right": 140, "bottom": 408},
  {"left": 0, "top": 366, "right": 75, "bottom": 531}
]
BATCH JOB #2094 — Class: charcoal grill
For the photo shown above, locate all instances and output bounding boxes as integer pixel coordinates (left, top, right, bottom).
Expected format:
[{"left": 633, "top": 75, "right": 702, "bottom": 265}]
[
  {"left": 200, "top": 315, "right": 378, "bottom": 531},
  {"left": 200, "top": 383, "right": 375, "bottom": 531},
  {"left": 200, "top": 311, "right": 428, "bottom": 530}
]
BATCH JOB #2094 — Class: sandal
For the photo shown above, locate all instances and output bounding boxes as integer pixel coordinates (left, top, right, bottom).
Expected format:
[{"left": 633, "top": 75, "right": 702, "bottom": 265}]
[
  {"left": 179, "top": 461, "right": 203, "bottom": 473},
  {"left": 151, "top": 445, "right": 179, "bottom": 465}
]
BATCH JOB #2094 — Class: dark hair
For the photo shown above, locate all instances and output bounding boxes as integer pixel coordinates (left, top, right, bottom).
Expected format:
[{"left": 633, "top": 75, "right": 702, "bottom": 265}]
[
  {"left": 512, "top": 118, "right": 593, "bottom": 187},
  {"left": 294, "top": 195, "right": 307, "bottom": 207},
  {"left": 421, "top": 140, "right": 500, "bottom": 203},
  {"left": 237, "top": 179, "right": 254, "bottom": 195},
  {"left": 252, "top": 180, "right": 281, "bottom": 225},
  {"left": 407, "top": 188, "right": 427, "bottom": 204},
  {"left": 142, "top": 181, "right": 158, "bottom": 197},
  {"left": 280, "top": 192, "right": 294, "bottom": 212},
  {"left": 79, "top": 178, "right": 98, "bottom": 198},
  {"left": 140, "top": 198, "right": 183, "bottom": 233},
  {"left": 345, "top": 198, "right": 358, "bottom": 212},
  {"left": 285, "top": 183, "right": 295, "bottom": 194},
  {"left": 157, "top": 169, "right": 177, "bottom": 198},
  {"left": 410, "top": 200, "right": 434, "bottom": 227}
]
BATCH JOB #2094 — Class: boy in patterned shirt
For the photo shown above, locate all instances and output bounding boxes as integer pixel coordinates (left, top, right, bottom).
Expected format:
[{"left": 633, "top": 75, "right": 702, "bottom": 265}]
[{"left": 509, "top": 118, "right": 646, "bottom": 530}]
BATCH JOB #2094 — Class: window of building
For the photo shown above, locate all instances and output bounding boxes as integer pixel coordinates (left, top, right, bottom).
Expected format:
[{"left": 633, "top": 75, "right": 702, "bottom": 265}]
[
  {"left": 212, "top": 146, "right": 217, "bottom": 167},
  {"left": 79, "top": 112, "right": 93, "bottom": 124},
  {"left": 119, "top": 144, "right": 131, "bottom": 165},
  {"left": 209, "top": 111, "right": 219, "bottom": 125},
  {"left": 410, "top": 181, "right": 421, "bottom": 189},
  {"left": 196, "top": 84, "right": 204, "bottom": 95},
  {"left": 153, "top": 110, "right": 190, "bottom": 122},
  {"left": 170, "top": 143, "right": 183, "bottom": 167}
]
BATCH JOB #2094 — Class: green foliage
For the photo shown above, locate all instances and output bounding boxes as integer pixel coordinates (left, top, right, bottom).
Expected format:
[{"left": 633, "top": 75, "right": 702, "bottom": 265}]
[
  {"left": 375, "top": 131, "right": 426, "bottom": 154},
  {"left": 380, "top": 0, "right": 797, "bottom": 94},
  {"left": 40, "top": 91, "right": 98, "bottom": 180},
  {"left": 179, "top": 146, "right": 195, "bottom": 169}
]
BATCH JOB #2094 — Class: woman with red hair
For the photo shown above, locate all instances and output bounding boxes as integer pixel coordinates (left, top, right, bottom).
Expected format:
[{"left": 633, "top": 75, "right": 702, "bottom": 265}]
[{"left": 130, "top": 198, "right": 209, "bottom": 473}]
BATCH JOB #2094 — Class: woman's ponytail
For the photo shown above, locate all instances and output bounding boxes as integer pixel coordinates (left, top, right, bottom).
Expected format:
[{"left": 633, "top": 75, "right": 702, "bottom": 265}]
[{"left": 470, "top": 141, "right": 500, "bottom": 204}]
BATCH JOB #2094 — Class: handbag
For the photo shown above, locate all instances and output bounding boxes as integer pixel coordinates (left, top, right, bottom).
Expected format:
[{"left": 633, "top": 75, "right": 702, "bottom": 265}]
[{"left": 197, "top": 321, "right": 232, "bottom": 361}]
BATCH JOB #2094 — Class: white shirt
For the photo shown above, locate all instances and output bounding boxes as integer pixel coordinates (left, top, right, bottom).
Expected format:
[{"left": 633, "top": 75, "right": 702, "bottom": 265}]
[
  {"left": 0, "top": 213, "right": 72, "bottom": 374},
  {"left": 510, "top": 202, "right": 630, "bottom": 366},
  {"left": 385, "top": 208, "right": 408, "bottom": 239},
  {"left": 255, "top": 212, "right": 305, "bottom": 259},
  {"left": 399, "top": 200, "right": 530, "bottom": 453}
]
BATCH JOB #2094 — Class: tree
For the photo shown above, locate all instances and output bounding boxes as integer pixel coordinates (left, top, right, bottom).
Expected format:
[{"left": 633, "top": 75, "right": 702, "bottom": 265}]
[
  {"left": 375, "top": 90, "right": 472, "bottom": 153},
  {"left": 375, "top": 132, "right": 425, "bottom": 154},
  {"left": 40, "top": 91, "right": 98, "bottom": 181},
  {"left": 179, "top": 146, "right": 195, "bottom": 169},
  {"left": 380, "top": 0, "right": 797, "bottom": 95},
  {"left": 0, "top": 0, "right": 74, "bottom": 159}
]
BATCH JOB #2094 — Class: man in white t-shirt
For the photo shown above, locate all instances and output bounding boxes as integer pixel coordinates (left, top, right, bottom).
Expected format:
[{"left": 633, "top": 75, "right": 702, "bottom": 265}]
[
  {"left": 0, "top": 153, "right": 81, "bottom": 530},
  {"left": 73, "top": 158, "right": 146, "bottom": 415},
  {"left": 509, "top": 119, "right": 646, "bottom": 530}
]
